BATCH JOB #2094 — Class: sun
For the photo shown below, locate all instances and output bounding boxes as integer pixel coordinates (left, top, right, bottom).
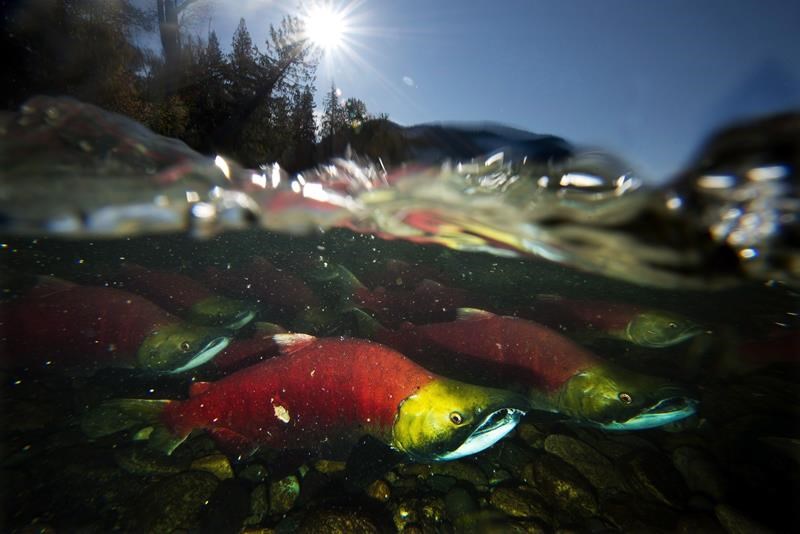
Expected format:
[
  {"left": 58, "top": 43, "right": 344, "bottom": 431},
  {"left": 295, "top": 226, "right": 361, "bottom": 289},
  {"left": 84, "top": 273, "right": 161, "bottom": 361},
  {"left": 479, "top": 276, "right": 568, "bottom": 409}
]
[
  {"left": 294, "top": 0, "right": 402, "bottom": 104},
  {"left": 302, "top": 3, "right": 348, "bottom": 52}
]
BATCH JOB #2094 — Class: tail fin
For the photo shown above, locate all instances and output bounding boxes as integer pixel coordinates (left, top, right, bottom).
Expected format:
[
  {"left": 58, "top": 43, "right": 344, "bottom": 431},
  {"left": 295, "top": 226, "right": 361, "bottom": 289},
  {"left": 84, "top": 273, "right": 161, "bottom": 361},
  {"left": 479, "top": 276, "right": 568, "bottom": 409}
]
[
  {"left": 307, "top": 262, "right": 365, "bottom": 287},
  {"left": 347, "top": 308, "right": 387, "bottom": 340},
  {"left": 81, "top": 399, "right": 188, "bottom": 455},
  {"left": 253, "top": 321, "right": 288, "bottom": 335},
  {"left": 308, "top": 263, "right": 367, "bottom": 305},
  {"left": 330, "top": 264, "right": 367, "bottom": 292},
  {"left": 26, "top": 275, "right": 76, "bottom": 298}
]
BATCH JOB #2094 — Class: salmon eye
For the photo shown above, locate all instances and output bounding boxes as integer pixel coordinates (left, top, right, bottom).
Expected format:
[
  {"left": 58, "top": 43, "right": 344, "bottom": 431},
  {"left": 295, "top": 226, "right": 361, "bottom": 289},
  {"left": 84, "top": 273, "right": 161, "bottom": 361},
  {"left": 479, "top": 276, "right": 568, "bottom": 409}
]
[
  {"left": 668, "top": 322, "right": 678, "bottom": 329},
  {"left": 180, "top": 341, "right": 192, "bottom": 352},
  {"left": 449, "top": 412, "right": 464, "bottom": 425},
  {"left": 618, "top": 392, "right": 633, "bottom": 404}
]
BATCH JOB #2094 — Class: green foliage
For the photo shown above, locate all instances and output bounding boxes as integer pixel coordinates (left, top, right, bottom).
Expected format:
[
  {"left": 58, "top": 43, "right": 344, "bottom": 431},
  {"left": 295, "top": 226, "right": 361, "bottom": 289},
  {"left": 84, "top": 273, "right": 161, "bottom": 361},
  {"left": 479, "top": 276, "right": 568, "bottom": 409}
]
[
  {"left": 321, "top": 83, "right": 346, "bottom": 145},
  {"left": 349, "top": 119, "right": 410, "bottom": 167},
  {"left": 1, "top": 0, "right": 149, "bottom": 111},
  {"left": 230, "top": 18, "right": 259, "bottom": 96},
  {"left": 209, "top": 15, "right": 322, "bottom": 167},
  {"left": 0, "top": 1, "right": 390, "bottom": 172},
  {"left": 179, "top": 30, "right": 231, "bottom": 152},
  {"left": 141, "top": 96, "right": 190, "bottom": 137},
  {"left": 319, "top": 86, "right": 385, "bottom": 160},
  {"left": 288, "top": 86, "right": 318, "bottom": 171},
  {"left": 344, "top": 98, "right": 369, "bottom": 128}
]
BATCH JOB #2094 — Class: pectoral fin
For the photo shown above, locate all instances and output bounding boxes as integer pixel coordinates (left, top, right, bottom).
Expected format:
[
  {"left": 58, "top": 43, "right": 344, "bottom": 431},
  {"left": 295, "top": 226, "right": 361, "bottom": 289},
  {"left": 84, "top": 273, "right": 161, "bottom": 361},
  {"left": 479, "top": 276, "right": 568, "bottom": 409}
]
[
  {"left": 81, "top": 398, "right": 189, "bottom": 456},
  {"left": 455, "top": 308, "right": 495, "bottom": 321},
  {"left": 343, "top": 435, "right": 406, "bottom": 490},
  {"left": 347, "top": 307, "right": 386, "bottom": 339},
  {"left": 208, "top": 427, "right": 258, "bottom": 458},
  {"left": 81, "top": 399, "right": 170, "bottom": 439}
]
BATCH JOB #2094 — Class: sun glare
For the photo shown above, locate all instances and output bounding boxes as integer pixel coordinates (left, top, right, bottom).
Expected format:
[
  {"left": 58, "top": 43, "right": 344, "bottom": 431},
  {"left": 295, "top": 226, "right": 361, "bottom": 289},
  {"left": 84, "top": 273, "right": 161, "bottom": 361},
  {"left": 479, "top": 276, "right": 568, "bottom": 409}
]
[
  {"left": 303, "top": 4, "right": 347, "bottom": 52},
  {"left": 293, "top": 0, "right": 416, "bottom": 111}
]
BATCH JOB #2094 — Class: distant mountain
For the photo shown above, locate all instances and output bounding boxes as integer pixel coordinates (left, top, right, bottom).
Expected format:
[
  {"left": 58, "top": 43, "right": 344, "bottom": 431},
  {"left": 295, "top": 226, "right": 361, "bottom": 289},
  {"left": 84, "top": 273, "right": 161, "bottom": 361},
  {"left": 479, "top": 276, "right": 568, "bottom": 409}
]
[
  {"left": 317, "top": 120, "right": 574, "bottom": 169},
  {"left": 705, "top": 60, "right": 800, "bottom": 132},
  {"left": 402, "top": 122, "right": 573, "bottom": 164}
]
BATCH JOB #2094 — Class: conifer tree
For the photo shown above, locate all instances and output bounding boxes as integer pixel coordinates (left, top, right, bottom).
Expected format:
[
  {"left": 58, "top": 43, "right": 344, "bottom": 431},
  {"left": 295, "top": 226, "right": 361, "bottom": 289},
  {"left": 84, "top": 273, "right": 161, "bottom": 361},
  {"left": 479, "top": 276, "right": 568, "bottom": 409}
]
[
  {"left": 213, "top": 15, "right": 316, "bottom": 163},
  {"left": 229, "top": 19, "right": 259, "bottom": 100},
  {"left": 182, "top": 30, "right": 230, "bottom": 152},
  {"left": 321, "top": 83, "right": 346, "bottom": 150},
  {"left": 2, "top": 2, "right": 398, "bottom": 172},
  {"left": 344, "top": 98, "right": 369, "bottom": 128},
  {"left": 289, "top": 85, "right": 317, "bottom": 171}
]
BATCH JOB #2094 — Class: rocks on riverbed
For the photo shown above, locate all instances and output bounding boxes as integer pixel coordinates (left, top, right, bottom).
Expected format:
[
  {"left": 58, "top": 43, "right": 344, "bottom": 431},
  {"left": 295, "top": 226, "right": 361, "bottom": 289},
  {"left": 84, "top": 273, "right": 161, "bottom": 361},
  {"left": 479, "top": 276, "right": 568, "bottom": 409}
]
[{"left": 4, "top": 363, "right": 798, "bottom": 532}]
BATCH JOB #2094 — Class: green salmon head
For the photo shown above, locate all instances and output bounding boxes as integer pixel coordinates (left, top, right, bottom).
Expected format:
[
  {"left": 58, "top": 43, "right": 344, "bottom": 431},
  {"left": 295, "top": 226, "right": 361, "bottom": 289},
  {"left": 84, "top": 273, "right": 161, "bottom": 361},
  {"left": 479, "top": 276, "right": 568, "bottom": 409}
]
[
  {"left": 137, "top": 323, "right": 230, "bottom": 373},
  {"left": 624, "top": 311, "right": 703, "bottom": 348},
  {"left": 187, "top": 296, "right": 257, "bottom": 330},
  {"left": 291, "top": 308, "right": 342, "bottom": 336},
  {"left": 552, "top": 364, "right": 697, "bottom": 431},
  {"left": 392, "top": 378, "right": 528, "bottom": 462}
]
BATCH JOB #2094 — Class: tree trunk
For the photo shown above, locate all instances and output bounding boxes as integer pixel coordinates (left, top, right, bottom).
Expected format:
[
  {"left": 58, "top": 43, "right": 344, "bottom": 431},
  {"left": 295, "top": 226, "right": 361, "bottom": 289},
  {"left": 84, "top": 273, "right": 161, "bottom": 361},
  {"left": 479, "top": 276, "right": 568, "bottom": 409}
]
[
  {"left": 157, "top": 0, "right": 182, "bottom": 95},
  {"left": 212, "top": 42, "right": 305, "bottom": 156}
]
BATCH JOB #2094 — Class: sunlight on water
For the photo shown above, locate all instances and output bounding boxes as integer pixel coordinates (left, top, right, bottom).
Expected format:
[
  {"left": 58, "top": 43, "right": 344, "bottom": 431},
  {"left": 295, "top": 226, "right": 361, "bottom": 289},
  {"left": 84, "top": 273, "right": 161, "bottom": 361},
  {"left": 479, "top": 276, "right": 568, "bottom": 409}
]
[
  {"left": 0, "top": 96, "right": 799, "bottom": 533},
  {"left": 1, "top": 96, "right": 798, "bottom": 290}
]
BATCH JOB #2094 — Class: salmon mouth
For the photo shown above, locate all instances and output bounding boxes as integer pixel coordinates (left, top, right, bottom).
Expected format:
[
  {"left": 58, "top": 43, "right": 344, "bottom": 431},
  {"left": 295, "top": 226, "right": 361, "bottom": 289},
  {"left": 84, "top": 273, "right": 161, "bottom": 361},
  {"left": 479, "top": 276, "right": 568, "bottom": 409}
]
[
  {"left": 603, "top": 394, "right": 698, "bottom": 431},
  {"left": 225, "top": 310, "right": 256, "bottom": 330},
  {"left": 639, "top": 324, "right": 705, "bottom": 348},
  {"left": 435, "top": 407, "right": 525, "bottom": 461},
  {"left": 168, "top": 336, "right": 230, "bottom": 374}
]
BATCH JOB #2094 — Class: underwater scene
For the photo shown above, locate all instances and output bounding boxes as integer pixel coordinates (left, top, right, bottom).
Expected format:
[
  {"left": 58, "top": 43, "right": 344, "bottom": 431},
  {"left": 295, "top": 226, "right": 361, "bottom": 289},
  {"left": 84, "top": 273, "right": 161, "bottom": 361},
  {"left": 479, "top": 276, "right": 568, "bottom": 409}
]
[
  {"left": 2, "top": 1, "right": 799, "bottom": 533},
  {"left": 2, "top": 99, "right": 799, "bottom": 533}
]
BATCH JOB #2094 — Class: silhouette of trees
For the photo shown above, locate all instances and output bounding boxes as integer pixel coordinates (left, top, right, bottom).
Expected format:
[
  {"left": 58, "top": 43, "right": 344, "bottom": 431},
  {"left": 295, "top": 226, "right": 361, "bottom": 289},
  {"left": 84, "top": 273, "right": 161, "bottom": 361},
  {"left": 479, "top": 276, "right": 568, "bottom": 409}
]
[
  {"left": 0, "top": 1, "right": 390, "bottom": 171},
  {"left": 0, "top": 0, "right": 151, "bottom": 114},
  {"left": 319, "top": 84, "right": 383, "bottom": 159},
  {"left": 321, "top": 83, "right": 346, "bottom": 155},
  {"left": 344, "top": 98, "right": 369, "bottom": 128}
]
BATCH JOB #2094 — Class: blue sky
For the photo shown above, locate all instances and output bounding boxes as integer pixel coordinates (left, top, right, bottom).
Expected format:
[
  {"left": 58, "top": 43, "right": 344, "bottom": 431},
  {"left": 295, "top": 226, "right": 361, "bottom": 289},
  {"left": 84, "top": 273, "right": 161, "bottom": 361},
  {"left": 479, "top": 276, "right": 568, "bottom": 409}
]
[{"left": 202, "top": 0, "right": 800, "bottom": 182}]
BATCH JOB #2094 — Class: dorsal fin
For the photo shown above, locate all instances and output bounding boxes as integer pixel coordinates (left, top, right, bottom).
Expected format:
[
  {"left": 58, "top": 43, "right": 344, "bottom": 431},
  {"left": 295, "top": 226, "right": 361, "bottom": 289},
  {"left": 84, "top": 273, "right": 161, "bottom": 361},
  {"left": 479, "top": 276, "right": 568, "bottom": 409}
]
[
  {"left": 254, "top": 322, "right": 288, "bottom": 335},
  {"left": 28, "top": 275, "right": 77, "bottom": 298},
  {"left": 417, "top": 279, "right": 444, "bottom": 290},
  {"left": 535, "top": 293, "right": 564, "bottom": 302},
  {"left": 339, "top": 265, "right": 367, "bottom": 291},
  {"left": 347, "top": 308, "right": 385, "bottom": 339},
  {"left": 456, "top": 308, "right": 495, "bottom": 321},
  {"left": 208, "top": 427, "right": 258, "bottom": 458},
  {"left": 119, "top": 262, "right": 148, "bottom": 274},
  {"left": 117, "top": 262, "right": 149, "bottom": 283},
  {"left": 189, "top": 381, "right": 214, "bottom": 397},
  {"left": 273, "top": 333, "right": 317, "bottom": 354},
  {"left": 251, "top": 257, "right": 275, "bottom": 270},
  {"left": 385, "top": 258, "right": 411, "bottom": 270}
]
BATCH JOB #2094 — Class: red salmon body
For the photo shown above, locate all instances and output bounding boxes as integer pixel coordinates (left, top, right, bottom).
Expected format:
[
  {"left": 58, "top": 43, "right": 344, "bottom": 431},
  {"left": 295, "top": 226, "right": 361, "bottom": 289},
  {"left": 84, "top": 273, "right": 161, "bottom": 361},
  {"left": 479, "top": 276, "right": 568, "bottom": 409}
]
[
  {"left": 523, "top": 298, "right": 643, "bottom": 333},
  {"left": 209, "top": 332, "right": 281, "bottom": 371},
  {"left": 109, "top": 263, "right": 257, "bottom": 330},
  {"left": 0, "top": 280, "right": 174, "bottom": 369},
  {"left": 735, "top": 329, "right": 800, "bottom": 371},
  {"left": 160, "top": 337, "right": 436, "bottom": 454},
  {"left": 355, "top": 279, "right": 478, "bottom": 326},
  {"left": 373, "top": 310, "right": 602, "bottom": 392},
  {"left": 358, "top": 259, "right": 449, "bottom": 290},
  {"left": 112, "top": 263, "right": 215, "bottom": 313},
  {"left": 202, "top": 257, "right": 319, "bottom": 315}
]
